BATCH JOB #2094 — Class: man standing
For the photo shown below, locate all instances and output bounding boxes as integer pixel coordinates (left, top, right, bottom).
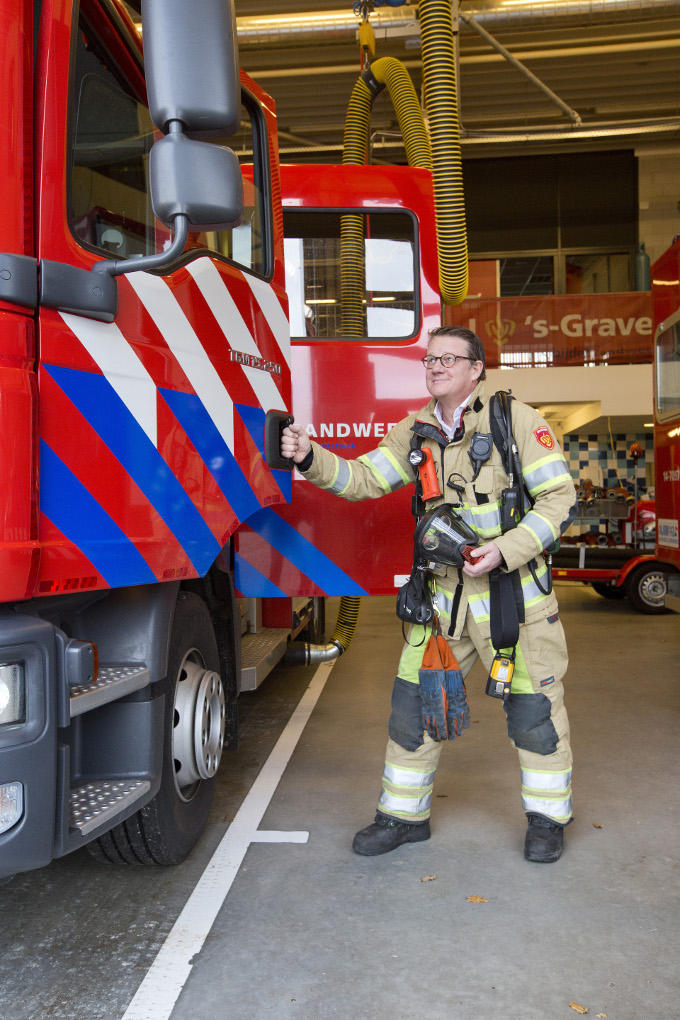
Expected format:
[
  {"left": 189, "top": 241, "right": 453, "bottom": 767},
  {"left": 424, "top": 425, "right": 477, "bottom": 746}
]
[{"left": 281, "top": 326, "right": 576, "bottom": 863}]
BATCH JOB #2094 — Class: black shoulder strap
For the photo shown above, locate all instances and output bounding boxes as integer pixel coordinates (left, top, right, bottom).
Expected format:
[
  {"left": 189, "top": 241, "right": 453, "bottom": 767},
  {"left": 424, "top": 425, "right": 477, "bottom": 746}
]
[{"left": 489, "top": 391, "right": 513, "bottom": 476}]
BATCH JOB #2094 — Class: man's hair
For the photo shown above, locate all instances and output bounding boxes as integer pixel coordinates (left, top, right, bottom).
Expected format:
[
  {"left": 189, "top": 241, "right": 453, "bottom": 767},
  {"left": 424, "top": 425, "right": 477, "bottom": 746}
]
[{"left": 428, "top": 325, "right": 486, "bottom": 380}]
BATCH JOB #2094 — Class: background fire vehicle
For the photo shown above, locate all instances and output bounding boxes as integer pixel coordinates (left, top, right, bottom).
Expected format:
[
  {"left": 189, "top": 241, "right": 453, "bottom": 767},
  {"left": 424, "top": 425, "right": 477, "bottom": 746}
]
[{"left": 651, "top": 238, "right": 680, "bottom": 610}]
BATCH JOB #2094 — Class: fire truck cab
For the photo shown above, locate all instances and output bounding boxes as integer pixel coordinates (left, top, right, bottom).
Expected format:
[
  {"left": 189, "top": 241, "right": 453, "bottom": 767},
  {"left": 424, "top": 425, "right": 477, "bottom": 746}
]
[{"left": 0, "top": 0, "right": 304, "bottom": 879}]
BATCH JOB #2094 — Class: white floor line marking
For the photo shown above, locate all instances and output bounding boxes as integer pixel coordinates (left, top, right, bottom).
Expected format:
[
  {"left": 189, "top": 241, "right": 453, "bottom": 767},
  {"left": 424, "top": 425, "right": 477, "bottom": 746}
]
[
  {"left": 251, "top": 831, "right": 309, "bottom": 843},
  {"left": 121, "top": 661, "right": 335, "bottom": 1020}
]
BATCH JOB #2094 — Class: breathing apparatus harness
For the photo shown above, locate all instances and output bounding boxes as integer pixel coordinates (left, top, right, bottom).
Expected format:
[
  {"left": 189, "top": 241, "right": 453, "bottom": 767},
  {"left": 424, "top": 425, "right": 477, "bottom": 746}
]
[{"left": 397, "top": 390, "right": 555, "bottom": 700}]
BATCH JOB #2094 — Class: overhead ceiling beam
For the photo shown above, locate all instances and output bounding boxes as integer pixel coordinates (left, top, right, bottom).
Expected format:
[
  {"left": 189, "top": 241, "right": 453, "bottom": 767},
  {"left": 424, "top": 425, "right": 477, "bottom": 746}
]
[
  {"left": 237, "top": 1, "right": 680, "bottom": 48},
  {"left": 247, "top": 36, "right": 680, "bottom": 79}
]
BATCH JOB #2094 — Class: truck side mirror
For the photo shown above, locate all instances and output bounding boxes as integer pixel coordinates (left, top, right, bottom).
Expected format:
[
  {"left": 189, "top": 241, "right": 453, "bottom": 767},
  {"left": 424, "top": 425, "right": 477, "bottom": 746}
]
[
  {"left": 142, "top": 0, "right": 240, "bottom": 138},
  {"left": 149, "top": 130, "right": 243, "bottom": 232}
]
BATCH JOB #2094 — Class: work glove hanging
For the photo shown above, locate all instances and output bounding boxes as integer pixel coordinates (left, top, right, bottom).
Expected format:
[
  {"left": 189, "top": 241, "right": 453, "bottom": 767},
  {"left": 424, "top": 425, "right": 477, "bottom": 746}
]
[
  {"left": 444, "top": 651, "right": 470, "bottom": 737},
  {"left": 418, "top": 633, "right": 470, "bottom": 741}
]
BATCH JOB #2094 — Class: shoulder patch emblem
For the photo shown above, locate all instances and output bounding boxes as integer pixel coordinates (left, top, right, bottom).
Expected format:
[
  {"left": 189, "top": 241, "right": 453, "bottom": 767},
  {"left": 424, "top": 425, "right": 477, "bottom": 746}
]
[{"left": 534, "top": 426, "right": 555, "bottom": 450}]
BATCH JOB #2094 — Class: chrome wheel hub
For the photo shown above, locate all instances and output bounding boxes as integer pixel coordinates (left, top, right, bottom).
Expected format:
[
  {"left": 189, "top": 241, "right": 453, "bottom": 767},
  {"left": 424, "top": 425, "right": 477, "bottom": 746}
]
[
  {"left": 173, "top": 652, "right": 226, "bottom": 800},
  {"left": 639, "top": 572, "right": 666, "bottom": 607}
]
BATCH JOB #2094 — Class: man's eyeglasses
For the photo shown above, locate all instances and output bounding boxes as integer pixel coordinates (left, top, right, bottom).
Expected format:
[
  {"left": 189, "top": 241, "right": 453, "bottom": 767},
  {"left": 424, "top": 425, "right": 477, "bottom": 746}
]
[{"left": 421, "top": 353, "right": 475, "bottom": 369}]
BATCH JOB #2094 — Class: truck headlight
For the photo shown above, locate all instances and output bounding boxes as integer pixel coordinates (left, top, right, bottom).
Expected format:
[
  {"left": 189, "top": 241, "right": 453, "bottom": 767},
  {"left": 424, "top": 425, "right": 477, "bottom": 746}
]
[
  {"left": 0, "top": 663, "right": 25, "bottom": 725},
  {"left": 0, "top": 781, "right": 23, "bottom": 834}
]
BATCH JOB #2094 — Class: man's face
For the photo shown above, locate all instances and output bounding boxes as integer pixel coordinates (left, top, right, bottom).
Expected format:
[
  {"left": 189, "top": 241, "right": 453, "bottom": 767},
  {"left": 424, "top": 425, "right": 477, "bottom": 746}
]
[{"left": 424, "top": 333, "right": 483, "bottom": 406}]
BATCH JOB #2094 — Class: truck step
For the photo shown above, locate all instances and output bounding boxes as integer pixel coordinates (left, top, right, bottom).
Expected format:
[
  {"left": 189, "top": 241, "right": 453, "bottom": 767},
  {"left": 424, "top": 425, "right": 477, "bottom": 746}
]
[
  {"left": 240, "top": 629, "right": 289, "bottom": 692},
  {"left": 70, "top": 779, "right": 151, "bottom": 836},
  {"left": 70, "top": 664, "right": 150, "bottom": 718}
]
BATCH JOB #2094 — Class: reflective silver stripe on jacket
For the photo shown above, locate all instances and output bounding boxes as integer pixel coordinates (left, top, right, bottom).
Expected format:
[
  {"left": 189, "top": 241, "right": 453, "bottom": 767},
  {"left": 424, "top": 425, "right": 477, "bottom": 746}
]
[
  {"left": 433, "top": 586, "right": 455, "bottom": 620},
  {"left": 467, "top": 500, "right": 502, "bottom": 538},
  {"left": 518, "top": 510, "right": 558, "bottom": 552},
  {"left": 358, "top": 448, "right": 410, "bottom": 493},
  {"left": 324, "top": 455, "right": 352, "bottom": 496},
  {"left": 523, "top": 454, "right": 572, "bottom": 495},
  {"left": 467, "top": 590, "right": 491, "bottom": 624},
  {"left": 521, "top": 767, "right": 573, "bottom": 822},
  {"left": 522, "top": 563, "right": 551, "bottom": 609}
]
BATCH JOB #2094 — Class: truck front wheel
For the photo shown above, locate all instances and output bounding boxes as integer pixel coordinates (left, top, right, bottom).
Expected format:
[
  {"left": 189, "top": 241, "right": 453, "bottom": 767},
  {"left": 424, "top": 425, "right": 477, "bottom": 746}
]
[
  {"left": 88, "top": 592, "right": 225, "bottom": 865},
  {"left": 625, "top": 564, "right": 671, "bottom": 614}
]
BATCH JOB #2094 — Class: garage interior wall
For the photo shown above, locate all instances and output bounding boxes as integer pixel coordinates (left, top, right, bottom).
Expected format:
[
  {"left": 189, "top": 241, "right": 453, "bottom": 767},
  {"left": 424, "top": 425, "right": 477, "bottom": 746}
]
[{"left": 637, "top": 147, "right": 680, "bottom": 263}]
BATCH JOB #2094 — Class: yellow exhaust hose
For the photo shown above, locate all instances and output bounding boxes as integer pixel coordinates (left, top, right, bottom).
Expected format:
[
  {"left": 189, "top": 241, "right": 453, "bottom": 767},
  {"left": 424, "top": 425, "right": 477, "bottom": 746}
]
[
  {"left": 340, "top": 61, "right": 433, "bottom": 334},
  {"left": 341, "top": 5, "right": 469, "bottom": 308},
  {"left": 285, "top": 596, "right": 362, "bottom": 665},
  {"left": 420, "top": 0, "right": 468, "bottom": 305}
]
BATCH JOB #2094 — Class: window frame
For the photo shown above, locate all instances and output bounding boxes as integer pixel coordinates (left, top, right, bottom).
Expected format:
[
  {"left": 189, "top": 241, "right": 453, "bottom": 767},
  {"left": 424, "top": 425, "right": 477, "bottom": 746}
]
[
  {"left": 654, "top": 306, "right": 680, "bottom": 423},
  {"left": 472, "top": 245, "right": 636, "bottom": 297},
  {"left": 284, "top": 205, "right": 422, "bottom": 344}
]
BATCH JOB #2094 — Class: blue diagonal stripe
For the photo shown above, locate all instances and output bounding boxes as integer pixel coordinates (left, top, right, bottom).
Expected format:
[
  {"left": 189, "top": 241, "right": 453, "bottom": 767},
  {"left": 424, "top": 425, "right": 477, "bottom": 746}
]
[
  {"left": 40, "top": 441, "right": 157, "bottom": 588},
  {"left": 233, "top": 552, "right": 287, "bottom": 597},
  {"left": 246, "top": 507, "right": 368, "bottom": 596},
  {"left": 235, "top": 403, "right": 266, "bottom": 457},
  {"left": 160, "top": 388, "right": 261, "bottom": 522},
  {"left": 235, "top": 402, "right": 292, "bottom": 503},
  {"left": 46, "top": 366, "right": 220, "bottom": 575}
]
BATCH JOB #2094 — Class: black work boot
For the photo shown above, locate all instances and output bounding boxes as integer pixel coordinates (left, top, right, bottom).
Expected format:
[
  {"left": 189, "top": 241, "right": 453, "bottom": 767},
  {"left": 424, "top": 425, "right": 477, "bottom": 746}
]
[
  {"left": 352, "top": 811, "right": 431, "bottom": 856},
  {"left": 524, "top": 813, "right": 565, "bottom": 863}
]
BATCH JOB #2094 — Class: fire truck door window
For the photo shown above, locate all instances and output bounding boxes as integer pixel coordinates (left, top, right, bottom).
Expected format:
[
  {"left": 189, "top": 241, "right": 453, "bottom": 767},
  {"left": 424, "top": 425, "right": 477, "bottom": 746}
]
[
  {"left": 70, "top": 20, "right": 269, "bottom": 276},
  {"left": 655, "top": 321, "right": 680, "bottom": 419},
  {"left": 283, "top": 210, "right": 417, "bottom": 339},
  {"left": 70, "top": 19, "right": 160, "bottom": 258},
  {"left": 187, "top": 96, "right": 269, "bottom": 277}
]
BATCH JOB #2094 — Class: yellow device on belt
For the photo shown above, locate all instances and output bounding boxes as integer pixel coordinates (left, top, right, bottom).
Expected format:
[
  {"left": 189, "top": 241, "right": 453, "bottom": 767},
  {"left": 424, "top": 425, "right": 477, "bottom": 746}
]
[{"left": 486, "top": 650, "right": 515, "bottom": 701}]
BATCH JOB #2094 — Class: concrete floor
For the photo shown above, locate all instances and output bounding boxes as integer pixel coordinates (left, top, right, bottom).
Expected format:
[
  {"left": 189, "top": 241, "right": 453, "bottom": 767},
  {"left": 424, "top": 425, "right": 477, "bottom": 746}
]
[{"left": 0, "top": 584, "right": 678, "bottom": 1019}]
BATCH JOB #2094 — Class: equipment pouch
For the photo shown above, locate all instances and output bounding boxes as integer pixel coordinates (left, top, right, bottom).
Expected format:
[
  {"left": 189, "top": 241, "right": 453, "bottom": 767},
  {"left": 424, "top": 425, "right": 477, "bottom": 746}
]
[{"left": 396, "top": 570, "right": 434, "bottom": 626}]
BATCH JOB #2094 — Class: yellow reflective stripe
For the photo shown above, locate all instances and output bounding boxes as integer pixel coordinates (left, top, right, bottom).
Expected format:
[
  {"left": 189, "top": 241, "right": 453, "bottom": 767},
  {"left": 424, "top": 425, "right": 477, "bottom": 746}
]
[
  {"left": 531, "top": 469, "right": 573, "bottom": 495},
  {"left": 384, "top": 761, "right": 436, "bottom": 786},
  {"left": 521, "top": 767, "right": 572, "bottom": 794},
  {"left": 468, "top": 590, "right": 490, "bottom": 624},
  {"left": 381, "top": 447, "right": 412, "bottom": 486},
  {"left": 518, "top": 510, "right": 558, "bottom": 553},
  {"left": 321, "top": 454, "right": 353, "bottom": 496},
  {"left": 468, "top": 499, "right": 503, "bottom": 538},
  {"left": 520, "top": 562, "right": 553, "bottom": 611},
  {"left": 521, "top": 793, "right": 573, "bottom": 822},
  {"left": 524, "top": 452, "right": 572, "bottom": 495},
  {"left": 378, "top": 788, "right": 432, "bottom": 818},
  {"left": 358, "top": 447, "right": 409, "bottom": 494}
]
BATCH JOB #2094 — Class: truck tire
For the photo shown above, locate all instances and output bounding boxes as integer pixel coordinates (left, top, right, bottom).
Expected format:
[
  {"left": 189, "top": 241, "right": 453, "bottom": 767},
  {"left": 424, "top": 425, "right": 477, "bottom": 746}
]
[
  {"left": 625, "top": 564, "right": 671, "bottom": 614},
  {"left": 591, "top": 582, "right": 626, "bottom": 600},
  {"left": 87, "top": 592, "right": 225, "bottom": 865}
]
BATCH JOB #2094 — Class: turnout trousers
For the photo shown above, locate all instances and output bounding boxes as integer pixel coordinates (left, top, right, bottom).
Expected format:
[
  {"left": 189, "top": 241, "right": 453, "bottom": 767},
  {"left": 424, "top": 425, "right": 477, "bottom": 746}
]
[{"left": 378, "top": 605, "right": 573, "bottom": 826}]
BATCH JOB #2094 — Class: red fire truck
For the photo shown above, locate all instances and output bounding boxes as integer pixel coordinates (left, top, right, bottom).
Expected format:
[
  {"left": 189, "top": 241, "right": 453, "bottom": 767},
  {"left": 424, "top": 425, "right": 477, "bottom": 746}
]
[
  {"left": 0, "top": 0, "right": 338, "bottom": 880},
  {"left": 651, "top": 238, "right": 680, "bottom": 610}
]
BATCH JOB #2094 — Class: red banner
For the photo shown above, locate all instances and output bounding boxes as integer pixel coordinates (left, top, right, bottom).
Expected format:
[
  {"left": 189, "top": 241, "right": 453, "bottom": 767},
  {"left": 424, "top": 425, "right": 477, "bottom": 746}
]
[{"left": 446, "top": 292, "right": 653, "bottom": 368}]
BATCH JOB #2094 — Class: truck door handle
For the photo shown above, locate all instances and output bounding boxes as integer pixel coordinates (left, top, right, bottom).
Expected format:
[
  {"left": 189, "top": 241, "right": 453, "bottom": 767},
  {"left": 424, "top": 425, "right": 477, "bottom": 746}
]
[{"left": 264, "top": 410, "right": 294, "bottom": 470}]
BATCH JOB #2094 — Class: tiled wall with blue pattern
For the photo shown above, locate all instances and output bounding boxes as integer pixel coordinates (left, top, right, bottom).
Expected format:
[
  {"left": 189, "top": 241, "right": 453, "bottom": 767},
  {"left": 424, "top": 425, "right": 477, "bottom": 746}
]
[{"left": 562, "top": 431, "right": 653, "bottom": 495}]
